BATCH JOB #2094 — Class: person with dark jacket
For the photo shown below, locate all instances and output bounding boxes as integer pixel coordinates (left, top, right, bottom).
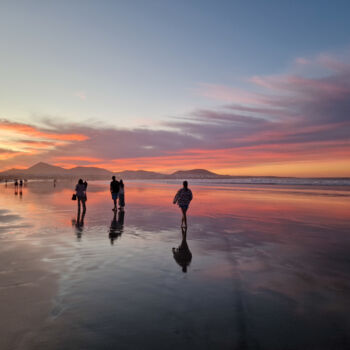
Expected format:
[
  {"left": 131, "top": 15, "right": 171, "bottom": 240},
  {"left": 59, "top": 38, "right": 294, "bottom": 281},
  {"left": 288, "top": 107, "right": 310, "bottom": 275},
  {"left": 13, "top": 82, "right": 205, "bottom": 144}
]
[
  {"left": 173, "top": 181, "right": 193, "bottom": 227},
  {"left": 75, "top": 178, "right": 87, "bottom": 214},
  {"left": 110, "top": 176, "right": 120, "bottom": 211}
]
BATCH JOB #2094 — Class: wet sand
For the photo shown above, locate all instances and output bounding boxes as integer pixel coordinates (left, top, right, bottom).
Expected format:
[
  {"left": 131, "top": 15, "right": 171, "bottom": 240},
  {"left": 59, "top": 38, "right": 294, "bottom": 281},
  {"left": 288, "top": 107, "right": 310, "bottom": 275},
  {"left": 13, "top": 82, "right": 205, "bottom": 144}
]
[{"left": 0, "top": 180, "right": 349, "bottom": 349}]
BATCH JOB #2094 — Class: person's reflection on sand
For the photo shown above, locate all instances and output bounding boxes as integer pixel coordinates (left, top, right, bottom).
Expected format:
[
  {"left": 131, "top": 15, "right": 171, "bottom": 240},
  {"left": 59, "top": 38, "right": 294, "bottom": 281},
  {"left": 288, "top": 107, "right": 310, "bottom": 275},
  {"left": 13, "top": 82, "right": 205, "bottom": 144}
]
[
  {"left": 172, "top": 227, "right": 192, "bottom": 273},
  {"left": 72, "top": 206, "right": 86, "bottom": 240},
  {"left": 109, "top": 209, "right": 125, "bottom": 245}
]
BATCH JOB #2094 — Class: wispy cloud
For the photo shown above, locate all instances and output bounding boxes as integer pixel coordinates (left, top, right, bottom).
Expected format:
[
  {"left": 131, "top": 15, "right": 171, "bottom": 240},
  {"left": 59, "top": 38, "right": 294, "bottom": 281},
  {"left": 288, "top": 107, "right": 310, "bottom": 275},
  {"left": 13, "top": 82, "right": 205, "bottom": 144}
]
[{"left": 75, "top": 91, "right": 87, "bottom": 100}]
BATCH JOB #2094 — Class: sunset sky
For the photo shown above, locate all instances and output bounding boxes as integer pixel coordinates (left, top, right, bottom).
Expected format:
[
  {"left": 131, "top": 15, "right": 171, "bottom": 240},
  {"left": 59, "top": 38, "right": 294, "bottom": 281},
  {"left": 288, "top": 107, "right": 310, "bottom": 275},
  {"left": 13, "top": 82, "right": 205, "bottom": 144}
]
[{"left": 1, "top": 1, "right": 350, "bottom": 176}]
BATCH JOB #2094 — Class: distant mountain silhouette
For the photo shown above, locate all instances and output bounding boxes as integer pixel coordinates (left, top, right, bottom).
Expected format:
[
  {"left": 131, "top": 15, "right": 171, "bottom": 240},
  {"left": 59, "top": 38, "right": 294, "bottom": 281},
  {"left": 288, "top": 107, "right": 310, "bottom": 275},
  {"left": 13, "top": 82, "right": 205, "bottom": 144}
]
[
  {"left": 0, "top": 162, "right": 231, "bottom": 179},
  {"left": 114, "top": 170, "right": 167, "bottom": 179},
  {"left": 68, "top": 166, "right": 113, "bottom": 176},
  {"left": 0, "top": 162, "right": 106, "bottom": 179},
  {"left": 26, "top": 162, "right": 69, "bottom": 175},
  {"left": 170, "top": 169, "right": 221, "bottom": 178}
]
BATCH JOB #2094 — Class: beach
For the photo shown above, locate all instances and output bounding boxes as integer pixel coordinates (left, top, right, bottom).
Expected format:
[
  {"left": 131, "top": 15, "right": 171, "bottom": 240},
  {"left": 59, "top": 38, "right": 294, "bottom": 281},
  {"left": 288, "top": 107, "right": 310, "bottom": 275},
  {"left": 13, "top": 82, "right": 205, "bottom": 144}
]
[{"left": 0, "top": 180, "right": 349, "bottom": 349}]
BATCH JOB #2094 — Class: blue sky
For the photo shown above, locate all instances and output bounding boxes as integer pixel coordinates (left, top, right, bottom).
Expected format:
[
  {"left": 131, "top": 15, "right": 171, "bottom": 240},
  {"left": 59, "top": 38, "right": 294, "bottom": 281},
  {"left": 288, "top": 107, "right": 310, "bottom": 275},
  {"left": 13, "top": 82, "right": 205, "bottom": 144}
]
[
  {"left": 1, "top": 0, "right": 349, "bottom": 125},
  {"left": 1, "top": 1, "right": 350, "bottom": 175}
]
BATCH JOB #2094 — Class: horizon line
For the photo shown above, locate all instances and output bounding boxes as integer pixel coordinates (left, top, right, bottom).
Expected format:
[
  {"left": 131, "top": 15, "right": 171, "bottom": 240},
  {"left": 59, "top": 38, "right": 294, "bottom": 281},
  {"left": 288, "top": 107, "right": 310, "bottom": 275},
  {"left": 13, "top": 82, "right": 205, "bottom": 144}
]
[{"left": 1, "top": 162, "right": 350, "bottom": 179}]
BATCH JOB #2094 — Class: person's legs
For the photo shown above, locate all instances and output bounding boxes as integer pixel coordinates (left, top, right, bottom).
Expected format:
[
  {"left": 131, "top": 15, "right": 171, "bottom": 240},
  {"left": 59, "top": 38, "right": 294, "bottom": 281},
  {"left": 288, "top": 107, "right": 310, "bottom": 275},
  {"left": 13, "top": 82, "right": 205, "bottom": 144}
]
[
  {"left": 77, "top": 198, "right": 81, "bottom": 224},
  {"left": 181, "top": 207, "right": 188, "bottom": 227},
  {"left": 112, "top": 193, "right": 117, "bottom": 210},
  {"left": 119, "top": 194, "right": 125, "bottom": 208},
  {"left": 81, "top": 200, "right": 86, "bottom": 224}
]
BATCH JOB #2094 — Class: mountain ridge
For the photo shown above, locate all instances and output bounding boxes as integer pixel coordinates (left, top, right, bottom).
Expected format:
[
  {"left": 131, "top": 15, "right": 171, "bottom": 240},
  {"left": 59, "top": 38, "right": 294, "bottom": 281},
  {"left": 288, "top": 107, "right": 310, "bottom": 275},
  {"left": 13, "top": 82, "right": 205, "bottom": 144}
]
[{"left": 0, "top": 162, "right": 229, "bottom": 179}]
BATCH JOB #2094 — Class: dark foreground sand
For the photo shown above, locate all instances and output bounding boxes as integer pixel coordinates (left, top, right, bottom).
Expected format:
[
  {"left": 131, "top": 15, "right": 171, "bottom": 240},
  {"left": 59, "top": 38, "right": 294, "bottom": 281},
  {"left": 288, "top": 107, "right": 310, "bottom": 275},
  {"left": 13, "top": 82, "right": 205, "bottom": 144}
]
[
  {"left": 0, "top": 211, "right": 57, "bottom": 350},
  {"left": 0, "top": 181, "right": 349, "bottom": 349}
]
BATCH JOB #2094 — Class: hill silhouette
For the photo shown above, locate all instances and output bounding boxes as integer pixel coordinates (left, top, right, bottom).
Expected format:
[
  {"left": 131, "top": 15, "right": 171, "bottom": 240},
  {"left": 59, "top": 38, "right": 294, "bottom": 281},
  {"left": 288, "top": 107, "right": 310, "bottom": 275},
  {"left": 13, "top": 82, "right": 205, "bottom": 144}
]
[{"left": 0, "top": 162, "right": 229, "bottom": 180}]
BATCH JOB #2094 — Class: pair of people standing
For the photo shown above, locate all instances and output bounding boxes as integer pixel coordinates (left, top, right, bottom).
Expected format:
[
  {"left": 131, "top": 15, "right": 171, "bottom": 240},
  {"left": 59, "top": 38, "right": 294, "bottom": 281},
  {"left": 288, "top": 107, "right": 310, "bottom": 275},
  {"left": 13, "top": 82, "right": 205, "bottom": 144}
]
[{"left": 110, "top": 176, "right": 125, "bottom": 211}]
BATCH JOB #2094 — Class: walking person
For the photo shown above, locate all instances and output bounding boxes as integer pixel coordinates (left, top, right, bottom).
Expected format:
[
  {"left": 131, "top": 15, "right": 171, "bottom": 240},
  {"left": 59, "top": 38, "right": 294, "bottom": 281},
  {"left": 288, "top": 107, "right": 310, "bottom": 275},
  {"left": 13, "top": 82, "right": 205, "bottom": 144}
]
[
  {"left": 75, "top": 178, "right": 87, "bottom": 217},
  {"left": 110, "top": 176, "right": 120, "bottom": 211},
  {"left": 173, "top": 181, "right": 193, "bottom": 228},
  {"left": 118, "top": 179, "right": 125, "bottom": 209}
]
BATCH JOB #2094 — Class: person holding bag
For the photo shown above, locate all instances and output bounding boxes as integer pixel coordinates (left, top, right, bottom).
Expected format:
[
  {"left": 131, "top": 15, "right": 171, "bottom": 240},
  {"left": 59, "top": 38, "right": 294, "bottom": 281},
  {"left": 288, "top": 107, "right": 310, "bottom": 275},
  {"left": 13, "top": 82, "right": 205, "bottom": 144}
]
[{"left": 75, "top": 178, "right": 87, "bottom": 214}]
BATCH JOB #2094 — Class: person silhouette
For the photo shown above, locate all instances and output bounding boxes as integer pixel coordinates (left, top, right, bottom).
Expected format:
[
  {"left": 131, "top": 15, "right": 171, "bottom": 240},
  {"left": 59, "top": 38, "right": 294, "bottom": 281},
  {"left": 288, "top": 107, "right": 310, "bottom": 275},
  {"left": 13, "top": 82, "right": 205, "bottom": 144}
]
[
  {"left": 75, "top": 179, "right": 87, "bottom": 216},
  {"left": 172, "top": 227, "right": 192, "bottom": 273},
  {"left": 118, "top": 179, "right": 125, "bottom": 209},
  {"left": 173, "top": 181, "right": 193, "bottom": 228},
  {"left": 110, "top": 176, "right": 120, "bottom": 211}
]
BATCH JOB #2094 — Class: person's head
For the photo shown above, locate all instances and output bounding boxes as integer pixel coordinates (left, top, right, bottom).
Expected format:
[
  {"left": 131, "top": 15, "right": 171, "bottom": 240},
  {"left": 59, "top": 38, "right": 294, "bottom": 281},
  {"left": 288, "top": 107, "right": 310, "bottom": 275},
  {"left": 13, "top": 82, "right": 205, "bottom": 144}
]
[
  {"left": 78, "top": 178, "right": 83, "bottom": 184},
  {"left": 112, "top": 176, "right": 116, "bottom": 181},
  {"left": 183, "top": 181, "right": 188, "bottom": 190}
]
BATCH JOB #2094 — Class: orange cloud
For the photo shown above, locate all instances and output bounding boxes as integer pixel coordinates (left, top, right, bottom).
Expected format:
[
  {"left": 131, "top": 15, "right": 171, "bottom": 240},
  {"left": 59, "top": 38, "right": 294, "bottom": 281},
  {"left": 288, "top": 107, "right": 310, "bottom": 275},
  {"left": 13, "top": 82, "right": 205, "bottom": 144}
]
[
  {"left": 0, "top": 151, "right": 24, "bottom": 160},
  {"left": 54, "top": 156, "right": 104, "bottom": 163},
  {"left": 0, "top": 120, "right": 88, "bottom": 141}
]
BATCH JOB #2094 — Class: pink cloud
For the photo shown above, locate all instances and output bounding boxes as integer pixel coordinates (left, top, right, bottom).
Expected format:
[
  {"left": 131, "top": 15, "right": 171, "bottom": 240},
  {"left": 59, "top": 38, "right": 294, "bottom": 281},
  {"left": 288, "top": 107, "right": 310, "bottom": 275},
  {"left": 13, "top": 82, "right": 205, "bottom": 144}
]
[
  {"left": 75, "top": 91, "right": 87, "bottom": 100},
  {"left": 197, "top": 83, "right": 266, "bottom": 105}
]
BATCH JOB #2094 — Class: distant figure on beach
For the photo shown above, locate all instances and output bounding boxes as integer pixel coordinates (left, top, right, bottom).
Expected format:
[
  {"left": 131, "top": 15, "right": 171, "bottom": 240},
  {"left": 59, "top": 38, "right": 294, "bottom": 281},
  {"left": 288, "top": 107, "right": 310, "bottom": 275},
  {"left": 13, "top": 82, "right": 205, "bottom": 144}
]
[
  {"left": 53, "top": 179, "right": 57, "bottom": 187},
  {"left": 173, "top": 181, "right": 193, "bottom": 227},
  {"left": 19, "top": 179, "right": 23, "bottom": 187},
  {"left": 75, "top": 178, "right": 87, "bottom": 215},
  {"left": 119, "top": 179, "right": 125, "bottom": 209},
  {"left": 14, "top": 179, "right": 18, "bottom": 187},
  {"left": 110, "top": 176, "right": 120, "bottom": 211},
  {"left": 172, "top": 227, "right": 192, "bottom": 273},
  {"left": 5, "top": 179, "right": 7, "bottom": 187}
]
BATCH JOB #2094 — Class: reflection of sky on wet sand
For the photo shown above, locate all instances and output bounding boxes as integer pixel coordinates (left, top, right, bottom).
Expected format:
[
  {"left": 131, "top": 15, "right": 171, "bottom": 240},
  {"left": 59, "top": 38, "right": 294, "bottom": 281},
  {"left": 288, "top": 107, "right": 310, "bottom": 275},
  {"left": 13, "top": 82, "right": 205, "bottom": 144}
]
[{"left": 0, "top": 180, "right": 350, "bottom": 349}]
